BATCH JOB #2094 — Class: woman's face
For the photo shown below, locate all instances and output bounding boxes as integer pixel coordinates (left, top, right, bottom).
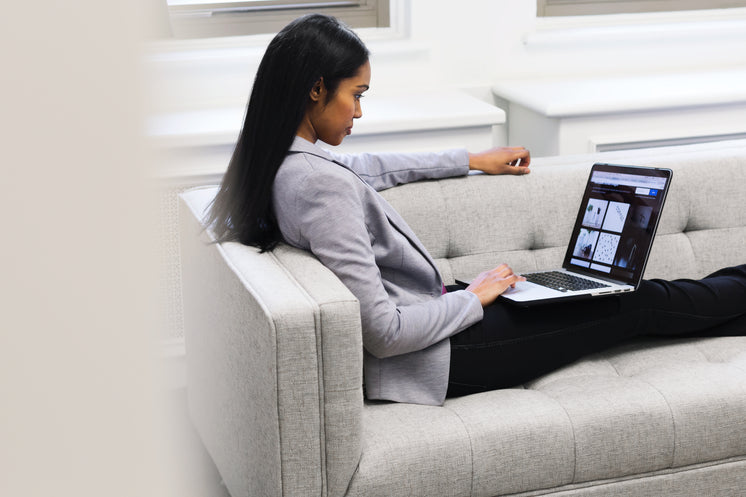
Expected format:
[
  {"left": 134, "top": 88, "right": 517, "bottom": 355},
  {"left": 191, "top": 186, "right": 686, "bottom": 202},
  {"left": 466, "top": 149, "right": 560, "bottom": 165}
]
[{"left": 298, "top": 60, "right": 371, "bottom": 146}]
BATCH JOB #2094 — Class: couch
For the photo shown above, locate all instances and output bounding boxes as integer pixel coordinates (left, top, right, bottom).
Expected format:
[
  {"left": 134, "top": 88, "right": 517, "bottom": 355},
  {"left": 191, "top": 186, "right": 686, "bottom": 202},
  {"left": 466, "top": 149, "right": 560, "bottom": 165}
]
[{"left": 179, "top": 139, "right": 746, "bottom": 497}]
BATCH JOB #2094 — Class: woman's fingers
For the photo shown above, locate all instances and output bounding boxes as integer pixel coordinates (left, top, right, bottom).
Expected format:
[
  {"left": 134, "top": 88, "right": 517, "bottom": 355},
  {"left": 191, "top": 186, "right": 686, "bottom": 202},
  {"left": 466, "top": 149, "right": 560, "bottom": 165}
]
[{"left": 465, "top": 264, "right": 526, "bottom": 306}]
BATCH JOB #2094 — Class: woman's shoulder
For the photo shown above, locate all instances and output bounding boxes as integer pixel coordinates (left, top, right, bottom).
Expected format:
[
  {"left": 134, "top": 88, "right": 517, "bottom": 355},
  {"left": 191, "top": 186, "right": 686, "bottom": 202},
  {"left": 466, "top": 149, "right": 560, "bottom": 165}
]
[
  {"left": 273, "top": 149, "right": 369, "bottom": 237},
  {"left": 277, "top": 149, "right": 361, "bottom": 189}
]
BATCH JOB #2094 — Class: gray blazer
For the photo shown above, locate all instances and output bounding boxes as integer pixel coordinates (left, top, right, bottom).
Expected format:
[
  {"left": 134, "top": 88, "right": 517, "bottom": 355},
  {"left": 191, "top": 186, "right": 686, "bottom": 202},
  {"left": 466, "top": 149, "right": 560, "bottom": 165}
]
[{"left": 273, "top": 137, "right": 483, "bottom": 405}]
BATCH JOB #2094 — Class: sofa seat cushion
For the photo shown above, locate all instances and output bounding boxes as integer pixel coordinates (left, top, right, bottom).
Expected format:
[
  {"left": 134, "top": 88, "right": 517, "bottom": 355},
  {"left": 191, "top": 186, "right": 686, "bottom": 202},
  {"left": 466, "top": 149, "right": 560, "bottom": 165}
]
[{"left": 346, "top": 336, "right": 746, "bottom": 497}]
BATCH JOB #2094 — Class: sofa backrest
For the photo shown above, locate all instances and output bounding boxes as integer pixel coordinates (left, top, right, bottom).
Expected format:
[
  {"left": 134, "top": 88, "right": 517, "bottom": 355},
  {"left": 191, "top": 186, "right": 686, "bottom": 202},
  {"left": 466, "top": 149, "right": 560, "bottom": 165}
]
[{"left": 381, "top": 139, "right": 746, "bottom": 284}]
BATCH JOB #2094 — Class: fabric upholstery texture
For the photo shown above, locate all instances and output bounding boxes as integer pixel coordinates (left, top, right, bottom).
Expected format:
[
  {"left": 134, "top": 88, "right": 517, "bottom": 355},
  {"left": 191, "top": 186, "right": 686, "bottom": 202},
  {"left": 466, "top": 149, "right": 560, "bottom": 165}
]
[{"left": 179, "top": 139, "right": 746, "bottom": 497}]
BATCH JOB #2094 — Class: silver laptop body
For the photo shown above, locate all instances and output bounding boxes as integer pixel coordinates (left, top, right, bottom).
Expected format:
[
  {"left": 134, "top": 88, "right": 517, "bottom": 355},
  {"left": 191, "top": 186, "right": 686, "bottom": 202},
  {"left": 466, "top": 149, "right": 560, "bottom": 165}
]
[{"left": 500, "top": 163, "right": 672, "bottom": 306}]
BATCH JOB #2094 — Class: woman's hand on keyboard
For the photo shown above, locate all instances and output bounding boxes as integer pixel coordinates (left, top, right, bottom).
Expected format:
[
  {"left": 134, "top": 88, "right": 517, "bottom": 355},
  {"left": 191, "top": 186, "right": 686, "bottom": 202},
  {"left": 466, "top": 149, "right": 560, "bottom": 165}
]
[{"left": 466, "top": 264, "right": 526, "bottom": 307}]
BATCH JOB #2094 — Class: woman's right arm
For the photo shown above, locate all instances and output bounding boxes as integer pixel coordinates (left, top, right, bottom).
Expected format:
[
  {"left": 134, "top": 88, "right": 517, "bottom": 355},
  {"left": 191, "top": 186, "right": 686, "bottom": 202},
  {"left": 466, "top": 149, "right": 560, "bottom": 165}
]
[{"left": 278, "top": 168, "right": 483, "bottom": 358}]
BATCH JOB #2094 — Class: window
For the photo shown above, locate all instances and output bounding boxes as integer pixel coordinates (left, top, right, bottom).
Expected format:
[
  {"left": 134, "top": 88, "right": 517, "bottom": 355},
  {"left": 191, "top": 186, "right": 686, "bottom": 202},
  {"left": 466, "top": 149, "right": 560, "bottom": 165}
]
[
  {"left": 537, "top": 0, "right": 746, "bottom": 17},
  {"left": 166, "top": 0, "right": 390, "bottom": 38}
]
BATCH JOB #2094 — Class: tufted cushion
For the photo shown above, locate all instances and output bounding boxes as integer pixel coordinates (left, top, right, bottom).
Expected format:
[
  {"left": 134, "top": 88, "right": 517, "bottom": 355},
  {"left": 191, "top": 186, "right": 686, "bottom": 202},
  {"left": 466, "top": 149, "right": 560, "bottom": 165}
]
[{"left": 348, "top": 337, "right": 746, "bottom": 496}]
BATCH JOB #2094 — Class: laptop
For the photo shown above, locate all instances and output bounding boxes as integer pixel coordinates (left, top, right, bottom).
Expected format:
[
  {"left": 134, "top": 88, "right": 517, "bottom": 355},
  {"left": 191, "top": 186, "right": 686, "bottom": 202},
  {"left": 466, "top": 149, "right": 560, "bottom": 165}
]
[{"left": 498, "top": 163, "right": 672, "bottom": 305}]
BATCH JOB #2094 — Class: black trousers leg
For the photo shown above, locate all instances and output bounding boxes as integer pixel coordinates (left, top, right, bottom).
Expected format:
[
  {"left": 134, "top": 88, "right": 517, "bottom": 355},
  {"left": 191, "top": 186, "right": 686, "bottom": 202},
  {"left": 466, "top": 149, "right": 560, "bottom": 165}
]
[{"left": 447, "top": 264, "right": 746, "bottom": 398}]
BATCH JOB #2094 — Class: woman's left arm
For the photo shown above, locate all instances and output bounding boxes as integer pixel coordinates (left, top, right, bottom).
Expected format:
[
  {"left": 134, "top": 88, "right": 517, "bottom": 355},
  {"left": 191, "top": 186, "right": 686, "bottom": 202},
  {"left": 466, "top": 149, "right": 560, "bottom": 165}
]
[
  {"left": 330, "top": 146, "right": 530, "bottom": 191},
  {"left": 329, "top": 148, "right": 470, "bottom": 191}
]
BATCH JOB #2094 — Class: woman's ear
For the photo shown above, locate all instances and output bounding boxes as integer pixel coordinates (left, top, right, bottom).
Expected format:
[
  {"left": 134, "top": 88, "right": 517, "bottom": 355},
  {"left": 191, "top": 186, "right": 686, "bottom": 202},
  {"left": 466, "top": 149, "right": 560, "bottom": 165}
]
[{"left": 310, "top": 78, "right": 326, "bottom": 102}]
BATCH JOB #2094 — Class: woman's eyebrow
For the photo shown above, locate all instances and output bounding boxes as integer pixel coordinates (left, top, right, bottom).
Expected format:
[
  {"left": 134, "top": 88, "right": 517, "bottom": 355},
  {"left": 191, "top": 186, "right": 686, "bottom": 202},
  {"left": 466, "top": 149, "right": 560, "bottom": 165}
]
[{"left": 357, "top": 84, "right": 370, "bottom": 90}]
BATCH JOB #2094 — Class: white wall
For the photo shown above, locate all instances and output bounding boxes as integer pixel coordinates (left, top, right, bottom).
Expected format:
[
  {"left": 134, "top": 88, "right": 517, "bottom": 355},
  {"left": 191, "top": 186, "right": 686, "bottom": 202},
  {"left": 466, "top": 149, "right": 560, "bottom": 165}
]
[
  {"left": 148, "top": 0, "right": 746, "bottom": 112},
  {"left": 405, "top": 0, "right": 746, "bottom": 84},
  {"left": 2, "top": 1, "right": 178, "bottom": 497}
]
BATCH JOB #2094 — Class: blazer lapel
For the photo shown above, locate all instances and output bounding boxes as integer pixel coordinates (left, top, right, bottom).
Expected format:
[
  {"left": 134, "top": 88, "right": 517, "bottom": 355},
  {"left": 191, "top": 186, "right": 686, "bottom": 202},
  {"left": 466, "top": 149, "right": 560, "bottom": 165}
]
[{"left": 286, "top": 142, "right": 442, "bottom": 277}]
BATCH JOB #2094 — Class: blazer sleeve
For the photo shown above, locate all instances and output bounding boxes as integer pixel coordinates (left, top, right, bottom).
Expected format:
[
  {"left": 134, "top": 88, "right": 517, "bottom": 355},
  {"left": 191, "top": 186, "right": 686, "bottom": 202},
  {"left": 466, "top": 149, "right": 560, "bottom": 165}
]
[
  {"left": 287, "top": 168, "right": 483, "bottom": 359},
  {"left": 328, "top": 148, "right": 471, "bottom": 191}
]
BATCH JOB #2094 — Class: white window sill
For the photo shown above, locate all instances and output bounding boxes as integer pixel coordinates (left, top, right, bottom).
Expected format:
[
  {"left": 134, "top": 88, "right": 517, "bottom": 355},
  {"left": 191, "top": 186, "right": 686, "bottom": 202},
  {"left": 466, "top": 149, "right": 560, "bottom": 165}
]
[
  {"left": 148, "top": 90, "right": 504, "bottom": 148},
  {"left": 526, "top": 7, "right": 746, "bottom": 47},
  {"left": 148, "top": 89, "right": 506, "bottom": 179},
  {"left": 492, "top": 67, "right": 746, "bottom": 118}
]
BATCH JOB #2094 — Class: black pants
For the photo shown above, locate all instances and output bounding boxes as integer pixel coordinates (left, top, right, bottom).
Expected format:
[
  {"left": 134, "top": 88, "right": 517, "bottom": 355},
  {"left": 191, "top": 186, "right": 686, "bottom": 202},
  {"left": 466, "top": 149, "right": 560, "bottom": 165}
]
[{"left": 446, "top": 264, "right": 746, "bottom": 398}]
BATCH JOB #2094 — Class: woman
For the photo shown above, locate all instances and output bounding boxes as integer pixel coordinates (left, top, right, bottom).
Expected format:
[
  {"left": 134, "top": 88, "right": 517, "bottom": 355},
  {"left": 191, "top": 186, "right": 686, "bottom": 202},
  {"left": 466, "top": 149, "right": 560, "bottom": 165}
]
[{"left": 208, "top": 14, "right": 746, "bottom": 406}]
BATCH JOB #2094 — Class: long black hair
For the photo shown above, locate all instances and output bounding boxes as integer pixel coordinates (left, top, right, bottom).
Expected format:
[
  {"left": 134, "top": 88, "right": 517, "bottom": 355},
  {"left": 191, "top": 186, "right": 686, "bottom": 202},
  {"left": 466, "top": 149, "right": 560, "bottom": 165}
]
[{"left": 206, "top": 14, "right": 370, "bottom": 251}]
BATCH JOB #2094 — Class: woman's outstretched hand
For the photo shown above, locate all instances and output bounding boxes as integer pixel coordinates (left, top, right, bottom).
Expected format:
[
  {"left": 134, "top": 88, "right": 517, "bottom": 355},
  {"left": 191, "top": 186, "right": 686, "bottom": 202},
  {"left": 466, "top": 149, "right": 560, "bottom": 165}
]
[
  {"left": 465, "top": 264, "right": 526, "bottom": 307},
  {"left": 468, "top": 146, "right": 531, "bottom": 175}
]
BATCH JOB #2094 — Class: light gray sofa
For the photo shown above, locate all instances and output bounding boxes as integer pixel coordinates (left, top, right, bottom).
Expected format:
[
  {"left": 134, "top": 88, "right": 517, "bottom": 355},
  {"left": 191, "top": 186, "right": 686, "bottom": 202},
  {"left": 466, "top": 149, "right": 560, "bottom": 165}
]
[{"left": 179, "top": 139, "right": 746, "bottom": 497}]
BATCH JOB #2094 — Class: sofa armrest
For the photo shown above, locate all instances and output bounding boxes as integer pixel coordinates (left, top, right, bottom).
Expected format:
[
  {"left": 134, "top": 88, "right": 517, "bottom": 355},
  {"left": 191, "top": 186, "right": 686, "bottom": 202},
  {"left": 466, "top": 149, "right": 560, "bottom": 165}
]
[{"left": 179, "top": 187, "right": 363, "bottom": 497}]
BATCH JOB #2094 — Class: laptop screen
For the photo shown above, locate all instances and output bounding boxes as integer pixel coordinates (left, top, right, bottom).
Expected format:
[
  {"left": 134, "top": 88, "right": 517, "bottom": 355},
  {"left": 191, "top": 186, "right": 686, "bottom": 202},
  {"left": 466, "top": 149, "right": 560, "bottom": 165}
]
[{"left": 562, "top": 163, "right": 672, "bottom": 287}]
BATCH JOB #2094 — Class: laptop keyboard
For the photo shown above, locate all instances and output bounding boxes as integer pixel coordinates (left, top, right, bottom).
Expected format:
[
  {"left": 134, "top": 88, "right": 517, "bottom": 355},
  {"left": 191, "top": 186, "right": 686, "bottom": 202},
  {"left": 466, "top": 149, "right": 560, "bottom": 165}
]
[{"left": 525, "top": 271, "right": 611, "bottom": 293}]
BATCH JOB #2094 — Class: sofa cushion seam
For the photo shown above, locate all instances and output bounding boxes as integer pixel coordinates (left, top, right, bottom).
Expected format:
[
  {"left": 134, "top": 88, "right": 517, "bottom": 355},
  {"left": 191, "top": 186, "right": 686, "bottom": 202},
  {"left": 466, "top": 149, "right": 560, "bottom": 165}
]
[
  {"left": 215, "top": 243, "right": 287, "bottom": 496},
  {"left": 438, "top": 177, "right": 454, "bottom": 261},
  {"left": 546, "top": 394, "right": 578, "bottom": 484},
  {"left": 268, "top": 250, "right": 329, "bottom": 496},
  {"left": 444, "top": 406, "right": 475, "bottom": 497},
  {"left": 632, "top": 377, "right": 678, "bottom": 469}
]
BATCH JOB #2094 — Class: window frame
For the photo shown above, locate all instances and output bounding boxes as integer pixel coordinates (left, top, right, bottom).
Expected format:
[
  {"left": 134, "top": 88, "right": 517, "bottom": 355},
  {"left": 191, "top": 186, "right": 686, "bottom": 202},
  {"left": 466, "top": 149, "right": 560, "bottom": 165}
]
[
  {"left": 537, "top": 0, "right": 746, "bottom": 17},
  {"left": 167, "top": 0, "right": 390, "bottom": 38}
]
